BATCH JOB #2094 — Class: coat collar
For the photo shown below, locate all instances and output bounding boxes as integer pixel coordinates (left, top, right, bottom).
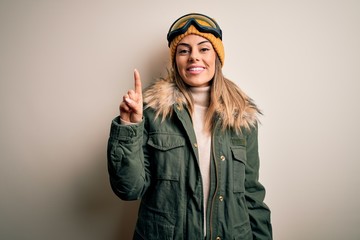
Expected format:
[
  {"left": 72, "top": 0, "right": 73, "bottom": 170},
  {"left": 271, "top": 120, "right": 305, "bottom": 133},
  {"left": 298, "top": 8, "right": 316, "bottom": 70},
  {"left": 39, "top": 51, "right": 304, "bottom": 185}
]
[{"left": 143, "top": 79, "right": 258, "bottom": 129}]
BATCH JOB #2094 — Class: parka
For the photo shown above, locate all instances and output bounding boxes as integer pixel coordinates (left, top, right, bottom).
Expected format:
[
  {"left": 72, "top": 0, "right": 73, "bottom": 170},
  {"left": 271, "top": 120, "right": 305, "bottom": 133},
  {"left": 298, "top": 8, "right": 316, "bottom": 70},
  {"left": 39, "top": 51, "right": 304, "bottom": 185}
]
[{"left": 107, "top": 80, "right": 272, "bottom": 240}]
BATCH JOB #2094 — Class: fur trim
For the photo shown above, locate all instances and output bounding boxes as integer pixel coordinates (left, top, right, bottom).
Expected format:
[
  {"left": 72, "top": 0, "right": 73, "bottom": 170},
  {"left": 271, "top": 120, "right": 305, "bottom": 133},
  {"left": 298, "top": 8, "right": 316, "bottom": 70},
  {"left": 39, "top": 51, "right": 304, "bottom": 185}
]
[
  {"left": 143, "top": 79, "right": 259, "bottom": 129},
  {"left": 143, "top": 79, "right": 186, "bottom": 121}
]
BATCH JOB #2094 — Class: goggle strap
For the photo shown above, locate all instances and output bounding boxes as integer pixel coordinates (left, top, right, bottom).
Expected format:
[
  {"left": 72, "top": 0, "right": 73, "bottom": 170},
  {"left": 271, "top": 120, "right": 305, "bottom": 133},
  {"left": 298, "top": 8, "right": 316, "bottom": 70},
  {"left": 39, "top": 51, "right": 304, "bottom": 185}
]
[{"left": 167, "top": 18, "right": 222, "bottom": 46}]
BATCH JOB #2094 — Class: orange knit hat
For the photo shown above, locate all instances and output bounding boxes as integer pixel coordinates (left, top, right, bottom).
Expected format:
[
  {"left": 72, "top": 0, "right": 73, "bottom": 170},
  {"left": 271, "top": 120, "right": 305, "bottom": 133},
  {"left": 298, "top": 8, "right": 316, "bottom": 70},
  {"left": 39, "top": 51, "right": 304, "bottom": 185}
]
[{"left": 168, "top": 15, "right": 225, "bottom": 66}]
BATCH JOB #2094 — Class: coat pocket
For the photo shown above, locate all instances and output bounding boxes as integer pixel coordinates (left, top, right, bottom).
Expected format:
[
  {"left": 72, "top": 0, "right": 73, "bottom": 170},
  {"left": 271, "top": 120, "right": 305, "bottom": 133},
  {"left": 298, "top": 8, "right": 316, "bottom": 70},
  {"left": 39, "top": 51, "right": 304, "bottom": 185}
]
[
  {"left": 231, "top": 146, "right": 247, "bottom": 193},
  {"left": 145, "top": 133, "right": 185, "bottom": 215},
  {"left": 135, "top": 205, "right": 175, "bottom": 240},
  {"left": 147, "top": 133, "right": 185, "bottom": 181},
  {"left": 233, "top": 221, "right": 252, "bottom": 240}
]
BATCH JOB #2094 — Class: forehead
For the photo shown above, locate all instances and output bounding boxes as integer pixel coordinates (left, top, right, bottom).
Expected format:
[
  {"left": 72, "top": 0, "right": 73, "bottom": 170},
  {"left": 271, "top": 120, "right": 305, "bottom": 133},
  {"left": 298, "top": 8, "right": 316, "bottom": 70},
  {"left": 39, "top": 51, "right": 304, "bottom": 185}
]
[{"left": 178, "top": 34, "right": 210, "bottom": 44}]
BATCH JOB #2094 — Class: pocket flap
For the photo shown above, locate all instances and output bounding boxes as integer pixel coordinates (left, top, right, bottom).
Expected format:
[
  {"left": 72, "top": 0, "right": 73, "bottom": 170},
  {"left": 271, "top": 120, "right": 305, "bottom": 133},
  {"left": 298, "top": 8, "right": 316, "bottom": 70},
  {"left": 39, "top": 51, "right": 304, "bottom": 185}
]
[
  {"left": 148, "top": 134, "right": 185, "bottom": 151},
  {"left": 231, "top": 147, "right": 247, "bottom": 165}
]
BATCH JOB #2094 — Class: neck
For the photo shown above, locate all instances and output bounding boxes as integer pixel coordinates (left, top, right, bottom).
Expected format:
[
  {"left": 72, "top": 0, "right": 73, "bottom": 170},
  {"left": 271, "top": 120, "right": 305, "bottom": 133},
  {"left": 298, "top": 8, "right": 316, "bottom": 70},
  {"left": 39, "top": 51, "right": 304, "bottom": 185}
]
[{"left": 189, "top": 85, "right": 210, "bottom": 107}]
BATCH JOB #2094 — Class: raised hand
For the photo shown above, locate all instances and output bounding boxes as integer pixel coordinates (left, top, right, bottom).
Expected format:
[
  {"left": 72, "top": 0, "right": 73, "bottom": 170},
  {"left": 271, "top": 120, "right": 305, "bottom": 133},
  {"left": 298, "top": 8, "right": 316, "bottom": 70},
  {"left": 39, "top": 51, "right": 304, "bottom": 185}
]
[{"left": 119, "top": 69, "right": 143, "bottom": 123}]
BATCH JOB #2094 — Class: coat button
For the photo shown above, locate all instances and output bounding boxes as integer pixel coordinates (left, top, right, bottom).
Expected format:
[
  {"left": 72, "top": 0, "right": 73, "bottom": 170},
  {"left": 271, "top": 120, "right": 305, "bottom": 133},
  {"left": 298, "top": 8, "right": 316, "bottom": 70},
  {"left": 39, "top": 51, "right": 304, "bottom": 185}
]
[
  {"left": 219, "top": 195, "right": 224, "bottom": 201},
  {"left": 220, "top": 155, "right": 225, "bottom": 161},
  {"left": 216, "top": 237, "right": 221, "bottom": 240},
  {"left": 193, "top": 143, "right": 198, "bottom": 148}
]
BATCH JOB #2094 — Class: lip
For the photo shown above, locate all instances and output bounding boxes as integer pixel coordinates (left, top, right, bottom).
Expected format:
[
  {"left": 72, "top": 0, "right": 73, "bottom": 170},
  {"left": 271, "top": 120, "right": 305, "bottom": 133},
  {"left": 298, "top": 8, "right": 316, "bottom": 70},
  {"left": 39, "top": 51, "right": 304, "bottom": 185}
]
[{"left": 187, "top": 65, "right": 205, "bottom": 74}]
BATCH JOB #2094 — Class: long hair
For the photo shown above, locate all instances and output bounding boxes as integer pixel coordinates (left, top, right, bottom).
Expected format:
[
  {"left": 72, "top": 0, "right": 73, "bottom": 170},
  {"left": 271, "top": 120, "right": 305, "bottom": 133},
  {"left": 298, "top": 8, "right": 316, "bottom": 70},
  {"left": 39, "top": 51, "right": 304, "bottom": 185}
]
[{"left": 172, "top": 57, "right": 261, "bottom": 132}]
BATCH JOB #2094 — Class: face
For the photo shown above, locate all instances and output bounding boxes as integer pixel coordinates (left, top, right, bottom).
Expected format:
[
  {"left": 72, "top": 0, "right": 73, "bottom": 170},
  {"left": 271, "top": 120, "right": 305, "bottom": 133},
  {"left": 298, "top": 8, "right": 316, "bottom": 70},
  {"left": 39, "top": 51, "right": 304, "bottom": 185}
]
[{"left": 175, "top": 34, "right": 216, "bottom": 87}]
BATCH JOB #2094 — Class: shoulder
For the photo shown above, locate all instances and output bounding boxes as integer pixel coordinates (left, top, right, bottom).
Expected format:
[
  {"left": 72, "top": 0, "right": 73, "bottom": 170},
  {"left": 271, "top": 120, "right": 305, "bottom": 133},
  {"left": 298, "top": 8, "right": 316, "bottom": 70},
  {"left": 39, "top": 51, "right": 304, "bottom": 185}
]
[{"left": 143, "top": 78, "right": 186, "bottom": 115}]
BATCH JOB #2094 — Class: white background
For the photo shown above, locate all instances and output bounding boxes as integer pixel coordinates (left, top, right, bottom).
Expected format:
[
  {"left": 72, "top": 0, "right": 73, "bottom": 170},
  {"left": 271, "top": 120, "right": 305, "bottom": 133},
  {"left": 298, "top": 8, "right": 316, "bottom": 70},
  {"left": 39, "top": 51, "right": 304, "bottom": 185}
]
[{"left": 1, "top": 1, "right": 359, "bottom": 239}]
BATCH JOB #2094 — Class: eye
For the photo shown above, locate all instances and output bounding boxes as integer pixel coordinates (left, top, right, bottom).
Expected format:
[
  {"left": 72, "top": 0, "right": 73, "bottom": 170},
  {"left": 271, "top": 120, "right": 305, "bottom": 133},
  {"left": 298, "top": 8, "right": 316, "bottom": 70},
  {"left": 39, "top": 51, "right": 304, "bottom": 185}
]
[
  {"left": 177, "top": 48, "right": 190, "bottom": 55},
  {"left": 200, "top": 47, "right": 210, "bottom": 52}
]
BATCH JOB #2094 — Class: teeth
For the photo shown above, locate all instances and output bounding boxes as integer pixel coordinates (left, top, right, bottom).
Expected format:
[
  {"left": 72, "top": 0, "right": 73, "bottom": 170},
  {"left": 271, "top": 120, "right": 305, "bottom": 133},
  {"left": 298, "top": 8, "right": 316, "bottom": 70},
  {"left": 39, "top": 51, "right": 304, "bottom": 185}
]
[{"left": 189, "top": 67, "right": 204, "bottom": 71}]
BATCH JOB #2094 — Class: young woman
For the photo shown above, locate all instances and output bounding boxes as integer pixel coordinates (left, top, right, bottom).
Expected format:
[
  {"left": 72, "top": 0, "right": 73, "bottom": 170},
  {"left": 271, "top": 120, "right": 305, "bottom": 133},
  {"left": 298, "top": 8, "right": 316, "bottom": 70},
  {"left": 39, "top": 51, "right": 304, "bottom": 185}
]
[{"left": 107, "top": 13, "right": 272, "bottom": 240}]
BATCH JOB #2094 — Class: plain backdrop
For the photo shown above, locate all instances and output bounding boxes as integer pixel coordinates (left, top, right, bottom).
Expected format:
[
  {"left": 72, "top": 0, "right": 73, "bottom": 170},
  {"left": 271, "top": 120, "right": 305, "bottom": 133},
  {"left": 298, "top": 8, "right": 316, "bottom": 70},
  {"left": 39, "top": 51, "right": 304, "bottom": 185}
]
[{"left": 1, "top": 0, "right": 359, "bottom": 239}]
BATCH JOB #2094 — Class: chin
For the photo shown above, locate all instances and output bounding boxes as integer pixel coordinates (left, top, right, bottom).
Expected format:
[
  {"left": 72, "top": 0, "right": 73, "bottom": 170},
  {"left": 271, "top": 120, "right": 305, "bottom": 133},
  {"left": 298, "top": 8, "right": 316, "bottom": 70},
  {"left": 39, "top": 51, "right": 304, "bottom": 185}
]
[{"left": 185, "top": 77, "right": 211, "bottom": 86}]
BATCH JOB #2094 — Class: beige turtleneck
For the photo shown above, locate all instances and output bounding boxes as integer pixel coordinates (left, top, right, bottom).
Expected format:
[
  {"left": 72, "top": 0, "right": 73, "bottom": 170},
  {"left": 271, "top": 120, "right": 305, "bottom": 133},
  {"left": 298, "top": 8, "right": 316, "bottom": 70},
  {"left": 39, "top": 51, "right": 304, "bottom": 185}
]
[{"left": 189, "top": 86, "right": 211, "bottom": 236}]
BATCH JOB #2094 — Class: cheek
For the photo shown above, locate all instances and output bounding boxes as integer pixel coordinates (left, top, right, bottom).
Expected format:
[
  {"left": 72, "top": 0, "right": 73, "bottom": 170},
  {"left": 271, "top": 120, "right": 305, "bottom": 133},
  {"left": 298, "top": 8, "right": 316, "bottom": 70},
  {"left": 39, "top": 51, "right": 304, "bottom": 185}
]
[
  {"left": 176, "top": 58, "right": 187, "bottom": 74},
  {"left": 206, "top": 52, "right": 216, "bottom": 66},
  {"left": 175, "top": 56, "right": 182, "bottom": 68},
  {"left": 208, "top": 58, "right": 216, "bottom": 74},
  {"left": 174, "top": 60, "right": 186, "bottom": 80}
]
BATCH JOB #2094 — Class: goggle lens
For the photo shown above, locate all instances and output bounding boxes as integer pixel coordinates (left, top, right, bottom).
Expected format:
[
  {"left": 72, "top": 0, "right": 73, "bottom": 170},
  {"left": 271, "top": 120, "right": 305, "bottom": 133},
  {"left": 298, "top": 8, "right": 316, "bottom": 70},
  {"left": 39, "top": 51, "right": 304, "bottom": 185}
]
[{"left": 167, "top": 13, "right": 222, "bottom": 46}]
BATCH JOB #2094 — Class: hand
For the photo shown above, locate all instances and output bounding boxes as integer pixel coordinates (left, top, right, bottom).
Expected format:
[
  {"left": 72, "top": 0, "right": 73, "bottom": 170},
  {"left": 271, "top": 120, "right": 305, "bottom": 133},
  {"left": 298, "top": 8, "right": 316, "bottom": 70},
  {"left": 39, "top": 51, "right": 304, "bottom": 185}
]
[{"left": 119, "top": 69, "right": 143, "bottom": 123}]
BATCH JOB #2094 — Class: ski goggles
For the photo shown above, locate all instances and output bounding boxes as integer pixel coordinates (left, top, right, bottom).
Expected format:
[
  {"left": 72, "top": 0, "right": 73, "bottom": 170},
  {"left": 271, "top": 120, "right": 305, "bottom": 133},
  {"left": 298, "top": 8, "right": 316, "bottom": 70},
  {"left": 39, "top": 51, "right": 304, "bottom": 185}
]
[{"left": 167, "top": 13, "right": 222, "bottom": 46}]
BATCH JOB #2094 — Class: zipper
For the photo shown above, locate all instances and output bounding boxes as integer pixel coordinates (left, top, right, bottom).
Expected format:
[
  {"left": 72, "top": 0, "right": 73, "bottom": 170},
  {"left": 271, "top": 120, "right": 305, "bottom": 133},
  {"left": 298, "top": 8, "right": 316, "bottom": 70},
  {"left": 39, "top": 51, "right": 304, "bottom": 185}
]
[{"left": 209, "top": 119, "right": 220, "bottom": 240}]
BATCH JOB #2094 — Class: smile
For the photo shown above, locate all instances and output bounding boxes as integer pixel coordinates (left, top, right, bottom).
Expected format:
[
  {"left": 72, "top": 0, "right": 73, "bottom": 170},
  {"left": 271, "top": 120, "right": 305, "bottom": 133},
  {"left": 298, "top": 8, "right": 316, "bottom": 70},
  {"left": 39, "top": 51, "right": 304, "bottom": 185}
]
[{"left": 187, "top": 67, "right": 205, "bottom": 73}]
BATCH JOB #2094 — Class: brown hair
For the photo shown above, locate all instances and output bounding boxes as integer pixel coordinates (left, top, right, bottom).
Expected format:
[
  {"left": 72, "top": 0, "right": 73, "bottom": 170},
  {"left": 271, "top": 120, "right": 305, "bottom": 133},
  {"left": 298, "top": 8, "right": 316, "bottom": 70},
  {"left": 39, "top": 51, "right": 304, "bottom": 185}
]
[{"left": 172, "top": 57, "right": 261, "bottom": 132}]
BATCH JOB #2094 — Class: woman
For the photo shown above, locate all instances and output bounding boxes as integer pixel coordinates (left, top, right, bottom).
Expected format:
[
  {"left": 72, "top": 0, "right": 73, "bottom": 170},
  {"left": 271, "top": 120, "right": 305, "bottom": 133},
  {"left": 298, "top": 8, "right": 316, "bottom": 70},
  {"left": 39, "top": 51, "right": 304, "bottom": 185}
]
[{"left": 107, "top": 13, "right": 272, "bottom": 240}]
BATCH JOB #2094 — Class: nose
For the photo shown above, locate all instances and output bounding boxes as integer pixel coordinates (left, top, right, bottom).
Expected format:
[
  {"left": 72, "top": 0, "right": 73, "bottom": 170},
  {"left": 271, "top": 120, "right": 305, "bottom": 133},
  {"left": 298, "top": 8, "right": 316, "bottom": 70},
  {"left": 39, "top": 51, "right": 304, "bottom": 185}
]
[{"left": 189, "top": 49, "right": 200, "bottom": 62}]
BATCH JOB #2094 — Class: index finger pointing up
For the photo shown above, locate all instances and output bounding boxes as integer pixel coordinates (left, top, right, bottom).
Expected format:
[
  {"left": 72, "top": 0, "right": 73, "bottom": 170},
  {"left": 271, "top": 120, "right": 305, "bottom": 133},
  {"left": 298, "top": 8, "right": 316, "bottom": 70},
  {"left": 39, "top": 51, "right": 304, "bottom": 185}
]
[{"left": 134, "top": 69, "right": 142, "bottom": 95}]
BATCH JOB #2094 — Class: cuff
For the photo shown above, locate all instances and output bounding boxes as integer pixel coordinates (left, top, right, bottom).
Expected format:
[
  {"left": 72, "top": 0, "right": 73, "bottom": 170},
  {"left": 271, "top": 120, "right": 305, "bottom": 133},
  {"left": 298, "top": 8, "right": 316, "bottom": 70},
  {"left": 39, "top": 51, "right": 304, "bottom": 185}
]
[{"left": 109, "top": 116, "right": 144, "bottom": 141}]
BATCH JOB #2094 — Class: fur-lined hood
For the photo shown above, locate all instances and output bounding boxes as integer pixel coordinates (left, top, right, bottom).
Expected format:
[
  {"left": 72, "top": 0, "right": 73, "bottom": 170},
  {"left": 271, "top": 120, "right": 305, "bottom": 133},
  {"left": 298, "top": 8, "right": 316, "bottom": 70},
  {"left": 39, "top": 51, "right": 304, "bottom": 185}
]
[
  {"left": 143, "top": 79, "right": 260, "bottom": 130},
  {"left": 144, "top": 79, "right": 186, "bottom": 120}
]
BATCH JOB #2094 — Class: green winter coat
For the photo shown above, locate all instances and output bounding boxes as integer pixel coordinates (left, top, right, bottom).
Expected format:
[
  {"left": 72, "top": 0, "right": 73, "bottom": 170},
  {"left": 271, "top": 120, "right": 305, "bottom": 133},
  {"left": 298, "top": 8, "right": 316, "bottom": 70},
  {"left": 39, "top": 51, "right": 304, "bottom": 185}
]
[{"left": 107, "top": 80, "right": 272, "bottom": 240}]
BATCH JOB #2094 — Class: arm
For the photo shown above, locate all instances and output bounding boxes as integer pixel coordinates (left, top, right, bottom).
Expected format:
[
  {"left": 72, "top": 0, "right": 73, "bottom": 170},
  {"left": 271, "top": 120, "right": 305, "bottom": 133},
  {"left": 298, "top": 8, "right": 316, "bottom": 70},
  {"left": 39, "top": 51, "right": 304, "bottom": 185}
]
[
  {"left": 107, "top": 116, "right": 150, "bottom": 200},
  {"left": 107, "top": 69, "right": 150, "bottom": 200},
  {"left": 245, "top": 125, "right": 273, "bottom": 239}
]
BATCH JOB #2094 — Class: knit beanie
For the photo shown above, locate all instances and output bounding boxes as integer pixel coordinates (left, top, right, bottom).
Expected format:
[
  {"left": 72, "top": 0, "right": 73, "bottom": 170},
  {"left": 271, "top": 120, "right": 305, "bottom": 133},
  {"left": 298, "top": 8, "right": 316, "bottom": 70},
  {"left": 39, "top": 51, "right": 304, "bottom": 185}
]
[{"left": 169, "top": 20, "right": 225, "bottom": 67}]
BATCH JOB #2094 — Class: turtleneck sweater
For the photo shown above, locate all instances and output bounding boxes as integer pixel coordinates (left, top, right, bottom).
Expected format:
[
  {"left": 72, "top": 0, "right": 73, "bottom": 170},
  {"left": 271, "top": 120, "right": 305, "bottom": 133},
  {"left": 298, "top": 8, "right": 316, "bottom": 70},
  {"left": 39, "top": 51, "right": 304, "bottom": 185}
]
[{"left": 189, "top": 85, "right": 211, "bottom": 236}]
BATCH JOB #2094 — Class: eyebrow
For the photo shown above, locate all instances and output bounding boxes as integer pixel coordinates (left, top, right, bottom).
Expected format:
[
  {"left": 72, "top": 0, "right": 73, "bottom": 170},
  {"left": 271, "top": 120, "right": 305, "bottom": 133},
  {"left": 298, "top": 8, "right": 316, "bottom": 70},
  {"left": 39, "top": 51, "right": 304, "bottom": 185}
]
[{"left": 177, "top": 40, "right": 211, "bottom": 47}]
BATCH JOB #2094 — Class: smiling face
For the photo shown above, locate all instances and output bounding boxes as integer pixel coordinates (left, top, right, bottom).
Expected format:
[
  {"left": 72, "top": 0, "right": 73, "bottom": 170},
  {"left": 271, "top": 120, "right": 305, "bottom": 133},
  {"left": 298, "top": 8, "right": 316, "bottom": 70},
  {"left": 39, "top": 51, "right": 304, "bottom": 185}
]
[{"left": 175, "top": 34, "right": 217, "bottom": 87}]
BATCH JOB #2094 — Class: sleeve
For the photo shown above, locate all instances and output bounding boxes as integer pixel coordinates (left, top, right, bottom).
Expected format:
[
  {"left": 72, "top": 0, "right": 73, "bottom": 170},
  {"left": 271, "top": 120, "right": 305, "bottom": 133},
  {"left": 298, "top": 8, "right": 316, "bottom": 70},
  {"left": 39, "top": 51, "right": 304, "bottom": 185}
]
[
  {"left": 245, "top": 124, "right": 273, "bottom": 239},
  {"left": 107, "top": 116, "right": 151, "bottom": 200}
]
